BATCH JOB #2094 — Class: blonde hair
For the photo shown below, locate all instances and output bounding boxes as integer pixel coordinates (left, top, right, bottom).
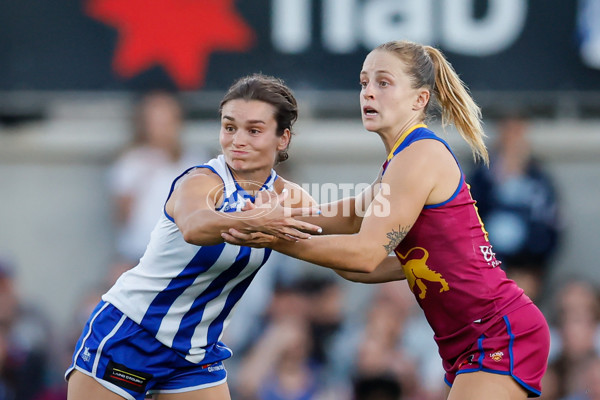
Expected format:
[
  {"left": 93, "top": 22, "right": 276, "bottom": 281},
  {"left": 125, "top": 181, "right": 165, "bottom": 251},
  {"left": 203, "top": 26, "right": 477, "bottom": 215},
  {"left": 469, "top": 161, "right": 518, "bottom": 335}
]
[{"left": 375, "top": 41, "right": 489, "bottom": 164}]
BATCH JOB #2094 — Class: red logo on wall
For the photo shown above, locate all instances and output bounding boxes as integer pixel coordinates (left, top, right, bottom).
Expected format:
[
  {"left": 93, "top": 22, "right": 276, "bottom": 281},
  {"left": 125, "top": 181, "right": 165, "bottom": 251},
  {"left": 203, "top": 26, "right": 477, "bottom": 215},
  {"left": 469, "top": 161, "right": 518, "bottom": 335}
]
[{"left": 86, "top": 0, "right": 256, "bottom": 89}]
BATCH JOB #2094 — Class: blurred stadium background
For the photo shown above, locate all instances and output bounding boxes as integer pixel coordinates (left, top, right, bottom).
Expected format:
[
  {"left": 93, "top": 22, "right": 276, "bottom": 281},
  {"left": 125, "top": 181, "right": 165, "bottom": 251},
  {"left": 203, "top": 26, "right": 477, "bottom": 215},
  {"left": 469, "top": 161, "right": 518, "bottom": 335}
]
[{"left": 1, "top": 0, "right": 599, "bottom": 398}]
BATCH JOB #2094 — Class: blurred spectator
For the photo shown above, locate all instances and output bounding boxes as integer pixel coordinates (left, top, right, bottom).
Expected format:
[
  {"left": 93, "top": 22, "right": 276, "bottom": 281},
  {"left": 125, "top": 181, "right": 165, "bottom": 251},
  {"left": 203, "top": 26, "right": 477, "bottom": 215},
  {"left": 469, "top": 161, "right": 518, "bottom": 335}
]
[
  {"left": 538, "top": 365, "right": 560, "bottom": 400},
  {"left": 349, "top": 282, "right": 426, "bottom": 400},
  {"left": 548, "top": 278, "right": 600, "bottom": 362},
  {"left": 31, "top": 381, "right": 66, "bottom": 400},
  {"left": 0, "top": 315, "right": 14, "bottom": 400},
  {"left": 578, "top": 0, "right": 600, "bottom": 69},
  {"left": 222, "top": 252, "right": 307, "bottom": 357},
  {"left": 548, "top": 278, "right": 600, "bottom": 398},
  {"left": 353, "top": 375, "right": 402, "bottom": 400},
  {"left": 551, "top": 315, "right": 598, "bottom": 398},
  {"left": 326, "top": 281, "right": 443, "bottom": 400},
  {"left": 0, "top": 258, "right": 51, "bottom": 400},
  {"left": 233, "top": 284, "right": 322, "bottom": 400},
  {"left": 299, "top": 275, "right": 345, "bottom": 368},
  {"left": 564, "top": 354, "right": 600, "bottom": 399},
  {"left": 31, "top": 284, "right": 105, "bottom": 400},
  {"left": 469, "top": 115, "right": 561, "bottom": 301},
  {"left": 108, "top": 90, "right": 209, "bottom": 263}
]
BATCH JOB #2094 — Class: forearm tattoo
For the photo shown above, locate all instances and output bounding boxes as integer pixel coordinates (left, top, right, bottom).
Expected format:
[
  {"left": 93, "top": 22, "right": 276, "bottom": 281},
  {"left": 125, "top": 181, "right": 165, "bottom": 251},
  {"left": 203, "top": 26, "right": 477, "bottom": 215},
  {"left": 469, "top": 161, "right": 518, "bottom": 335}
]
[{"left": 383, "top": 225, "right": 412, "bottom": 253}]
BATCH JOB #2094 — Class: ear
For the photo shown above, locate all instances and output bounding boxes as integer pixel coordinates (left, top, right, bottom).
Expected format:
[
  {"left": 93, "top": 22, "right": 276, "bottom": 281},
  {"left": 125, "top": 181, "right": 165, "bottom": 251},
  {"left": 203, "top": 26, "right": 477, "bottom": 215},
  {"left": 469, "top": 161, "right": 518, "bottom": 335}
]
[
  {"left": 277, "top": 129, "right": 291, "bottom": 151},
  {"left": 412, "top": 89, "right": 430, "bottom": 111}
]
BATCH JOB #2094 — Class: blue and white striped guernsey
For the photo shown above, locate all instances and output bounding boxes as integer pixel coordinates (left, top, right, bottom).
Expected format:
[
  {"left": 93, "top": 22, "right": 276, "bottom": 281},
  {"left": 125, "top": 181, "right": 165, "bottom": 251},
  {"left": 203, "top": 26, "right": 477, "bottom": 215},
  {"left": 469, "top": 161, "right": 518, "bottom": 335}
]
[{"left": 103, "top": 155, "right": 276, "bottom": 364}]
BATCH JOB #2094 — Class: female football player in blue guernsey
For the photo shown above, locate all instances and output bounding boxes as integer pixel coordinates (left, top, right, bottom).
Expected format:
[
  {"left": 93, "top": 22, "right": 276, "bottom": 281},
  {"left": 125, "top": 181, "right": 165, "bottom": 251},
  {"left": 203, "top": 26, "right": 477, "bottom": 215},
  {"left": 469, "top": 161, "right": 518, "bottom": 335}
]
[
  {"left": 65, "top": 74, "right": 321, "bottom": 400},
  {"left": 222, "top": 41, "right": 551, "bottom": 399}
]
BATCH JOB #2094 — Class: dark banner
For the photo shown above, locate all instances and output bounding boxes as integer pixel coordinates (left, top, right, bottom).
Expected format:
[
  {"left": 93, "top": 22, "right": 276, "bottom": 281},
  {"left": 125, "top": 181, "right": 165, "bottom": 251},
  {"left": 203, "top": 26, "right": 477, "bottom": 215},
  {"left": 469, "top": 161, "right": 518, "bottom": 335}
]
[{"left": 1, "top": 0, "right": 600, "bottom": 92}]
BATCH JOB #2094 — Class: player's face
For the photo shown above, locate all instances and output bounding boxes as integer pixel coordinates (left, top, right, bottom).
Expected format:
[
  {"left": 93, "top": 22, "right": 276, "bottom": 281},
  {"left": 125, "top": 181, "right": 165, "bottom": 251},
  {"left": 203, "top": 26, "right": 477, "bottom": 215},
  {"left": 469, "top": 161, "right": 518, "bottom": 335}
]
[
  {"left": 220, "top": 99, "right": 289, "bottom": 176},
  {"left": 359, "top": 50, "right": 424, "bottom": 135}
]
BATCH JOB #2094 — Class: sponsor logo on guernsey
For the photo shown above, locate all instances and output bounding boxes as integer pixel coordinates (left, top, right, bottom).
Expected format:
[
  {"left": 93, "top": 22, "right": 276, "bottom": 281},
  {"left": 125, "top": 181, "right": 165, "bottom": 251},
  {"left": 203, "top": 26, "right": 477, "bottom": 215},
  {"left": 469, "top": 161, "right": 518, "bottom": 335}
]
[
  {"left": 479, "top": 245, "right": 501, "bottom": 268},
  {"left": 490, "top": 351, "right": 504, "bottom": 362},
  {"left": 396, "top": 247, "right": 449, "bottom": 300}
]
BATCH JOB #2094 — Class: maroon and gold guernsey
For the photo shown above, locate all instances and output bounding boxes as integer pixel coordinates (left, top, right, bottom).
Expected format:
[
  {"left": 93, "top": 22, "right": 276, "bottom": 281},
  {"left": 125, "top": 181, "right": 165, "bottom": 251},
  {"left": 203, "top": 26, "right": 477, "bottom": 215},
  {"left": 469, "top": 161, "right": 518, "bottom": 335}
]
[{"left": 384, "top": 124, "right": 532, "bottom": 363}]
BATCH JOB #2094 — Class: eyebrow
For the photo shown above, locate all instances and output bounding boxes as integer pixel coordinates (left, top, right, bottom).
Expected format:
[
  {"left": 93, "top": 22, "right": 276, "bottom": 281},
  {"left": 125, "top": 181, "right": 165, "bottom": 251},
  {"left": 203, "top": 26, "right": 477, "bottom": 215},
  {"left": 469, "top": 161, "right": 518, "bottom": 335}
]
[
  {"left": 247, "top": 119, "right": 267, "bottom": 125},
  {"left": 222, "top": 115, "right": 267, "bottom": 125},
  {"left": 360, "top": 69, "right": 394, "bottom": 76}
]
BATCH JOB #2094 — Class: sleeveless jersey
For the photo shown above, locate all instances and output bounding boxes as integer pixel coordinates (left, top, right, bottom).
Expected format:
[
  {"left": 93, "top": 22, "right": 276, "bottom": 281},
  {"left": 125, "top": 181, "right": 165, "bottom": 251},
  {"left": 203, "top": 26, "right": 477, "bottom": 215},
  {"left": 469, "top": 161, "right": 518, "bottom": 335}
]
[
  {"left": 384, "top": 125, "right": 530, "bottom": 362},
  {"left": 103, "top": 155, "right": 276, "bottom": 364}
]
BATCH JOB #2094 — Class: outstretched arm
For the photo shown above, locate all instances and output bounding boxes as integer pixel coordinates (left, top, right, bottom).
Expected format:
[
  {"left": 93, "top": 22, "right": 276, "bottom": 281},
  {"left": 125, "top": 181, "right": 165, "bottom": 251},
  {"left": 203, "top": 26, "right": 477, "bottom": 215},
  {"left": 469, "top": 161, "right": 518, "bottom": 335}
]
[
  {"left": 289, "top": 174, "right": 383, "bottom": 235},
  {"left": 263, "top": 143, "right": 431, "bottom": 272},
  {"left": 223, "top": 141, "right": 442, "bottom": 272},
  {"left": 166, "top": 169, "right": 321, "bottom": 246},
  {"left": 333, "top": 256, "right": 405, "bottom": 283}
]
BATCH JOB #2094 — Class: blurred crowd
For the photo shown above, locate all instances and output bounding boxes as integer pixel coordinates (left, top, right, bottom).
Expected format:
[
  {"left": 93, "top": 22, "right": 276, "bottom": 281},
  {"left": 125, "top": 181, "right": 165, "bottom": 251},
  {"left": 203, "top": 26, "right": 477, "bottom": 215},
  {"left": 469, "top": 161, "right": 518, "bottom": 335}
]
[
  {"left": 6, "top": 253, "right": 600, "bottom": 400},
  {"left": 1, "top": 93, "right": 594, "bottom": 400}
]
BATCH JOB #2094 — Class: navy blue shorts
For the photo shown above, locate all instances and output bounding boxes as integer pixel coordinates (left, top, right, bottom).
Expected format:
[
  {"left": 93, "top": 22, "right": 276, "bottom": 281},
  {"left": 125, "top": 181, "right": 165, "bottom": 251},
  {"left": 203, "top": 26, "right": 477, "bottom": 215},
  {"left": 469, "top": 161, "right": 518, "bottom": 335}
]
[{"left": 66, "top": 301, "right": 228, "bottom": 400}]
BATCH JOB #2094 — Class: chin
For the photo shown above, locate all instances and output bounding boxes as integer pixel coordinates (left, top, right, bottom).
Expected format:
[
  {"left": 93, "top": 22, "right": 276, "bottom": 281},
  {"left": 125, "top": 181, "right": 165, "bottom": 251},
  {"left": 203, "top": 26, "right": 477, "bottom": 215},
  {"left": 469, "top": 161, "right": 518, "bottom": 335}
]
[
  {"left": 228, "top": 159, "right": 245, "bottom": 170},
  {"left": 362, "top": 121, "right": 380, "bottom": 132}
]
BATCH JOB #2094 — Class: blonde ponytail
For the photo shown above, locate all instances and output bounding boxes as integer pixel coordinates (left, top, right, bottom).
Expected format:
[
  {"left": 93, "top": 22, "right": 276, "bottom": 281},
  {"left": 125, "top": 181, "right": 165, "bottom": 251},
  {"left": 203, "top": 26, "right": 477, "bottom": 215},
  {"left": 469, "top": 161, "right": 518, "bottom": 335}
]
[
  {"left": 375, "top": 41, "right": 489, "bottom": 164},
  {"left": 424, "top": 46, "right": 489, "bottom": 164}
]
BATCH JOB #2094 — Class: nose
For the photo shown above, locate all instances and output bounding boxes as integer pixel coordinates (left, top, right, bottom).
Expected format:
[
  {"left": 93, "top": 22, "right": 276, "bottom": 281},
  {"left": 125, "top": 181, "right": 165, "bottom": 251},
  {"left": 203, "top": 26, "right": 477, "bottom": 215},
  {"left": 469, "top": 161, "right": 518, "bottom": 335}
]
[
  {"left": 232, "top": 131, "right": 246, "bottom": 147},
  {"left": 362, "top": 83, "right": 375, "bottom": 99}
]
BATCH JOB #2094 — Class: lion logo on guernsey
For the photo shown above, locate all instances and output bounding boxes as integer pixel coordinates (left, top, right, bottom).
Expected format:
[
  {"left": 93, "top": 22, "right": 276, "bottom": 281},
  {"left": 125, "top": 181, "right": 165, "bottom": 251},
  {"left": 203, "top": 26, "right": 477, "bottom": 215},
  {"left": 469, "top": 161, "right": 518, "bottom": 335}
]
[{"left": 396, "top": 247, "right": 449, "bottom": 299}]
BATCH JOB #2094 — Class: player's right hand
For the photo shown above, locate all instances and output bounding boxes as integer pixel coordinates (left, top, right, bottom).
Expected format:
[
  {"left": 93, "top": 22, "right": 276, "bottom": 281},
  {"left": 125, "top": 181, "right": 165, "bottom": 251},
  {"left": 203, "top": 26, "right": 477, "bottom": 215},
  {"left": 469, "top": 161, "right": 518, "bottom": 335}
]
[{"left": 240, "top": 189, "right": 322, "bottom": 242}]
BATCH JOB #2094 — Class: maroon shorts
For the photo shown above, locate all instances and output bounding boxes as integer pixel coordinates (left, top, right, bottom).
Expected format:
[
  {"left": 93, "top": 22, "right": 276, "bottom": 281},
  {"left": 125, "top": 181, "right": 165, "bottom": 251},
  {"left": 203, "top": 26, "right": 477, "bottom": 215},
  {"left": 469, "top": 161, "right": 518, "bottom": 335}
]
[{"left": 444, "top": 303, "right": 550, "bottom": 397}]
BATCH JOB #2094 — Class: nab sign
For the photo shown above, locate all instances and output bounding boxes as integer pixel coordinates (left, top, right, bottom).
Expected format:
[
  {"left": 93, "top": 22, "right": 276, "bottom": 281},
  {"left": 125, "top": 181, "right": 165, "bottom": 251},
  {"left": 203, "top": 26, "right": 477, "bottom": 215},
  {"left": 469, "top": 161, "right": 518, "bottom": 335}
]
[{"left": 0, "top": 0, "right": 598, "bottom": 92}]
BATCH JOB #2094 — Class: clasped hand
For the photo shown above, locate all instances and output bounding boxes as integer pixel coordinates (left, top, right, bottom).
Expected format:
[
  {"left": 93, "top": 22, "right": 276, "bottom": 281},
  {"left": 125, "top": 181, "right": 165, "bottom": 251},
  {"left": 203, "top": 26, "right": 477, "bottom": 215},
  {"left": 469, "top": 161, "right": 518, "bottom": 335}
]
[{"left": 225, "top": 189, "right": 321, "bottom": 246}]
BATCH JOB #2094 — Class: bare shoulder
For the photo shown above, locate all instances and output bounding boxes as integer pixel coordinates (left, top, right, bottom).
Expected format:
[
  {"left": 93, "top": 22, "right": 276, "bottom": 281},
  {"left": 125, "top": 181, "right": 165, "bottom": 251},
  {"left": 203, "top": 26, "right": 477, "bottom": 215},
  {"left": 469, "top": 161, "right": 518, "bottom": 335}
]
[
  {"left": 413, "top": 138, "right": 459, "bottom": 174},
  {"left": 399, "top": 138, "right": 461, "bottom": 204},
  {"left": 381, "top": 138, "right": 459, "bottom": 203},
  {"left": 178, "top": 167, "right": 223, "bottom": 188},
  {"left": 410, "top": 138, "right": 453, "bottom": 160},
  {"left": 166, "top": 167, "right": 224, "bottom": 213},
  {"left": 276, "top": 176, "right": 318, "bottom": 208},
  {"left": 389, "top": 139, "right": 456, "bottom": 173}
]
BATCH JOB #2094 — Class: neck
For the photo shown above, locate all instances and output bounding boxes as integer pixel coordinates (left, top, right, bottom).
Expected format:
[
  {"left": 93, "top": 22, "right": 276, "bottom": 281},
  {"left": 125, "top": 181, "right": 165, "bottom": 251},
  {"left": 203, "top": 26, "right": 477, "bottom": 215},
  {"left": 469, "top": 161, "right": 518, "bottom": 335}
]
[
  {"left": 380, "top": 118, "right": 426, "bottom": 155},
  {"left": 229, "top": 167, "right": 273, "bottom": 191}
]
